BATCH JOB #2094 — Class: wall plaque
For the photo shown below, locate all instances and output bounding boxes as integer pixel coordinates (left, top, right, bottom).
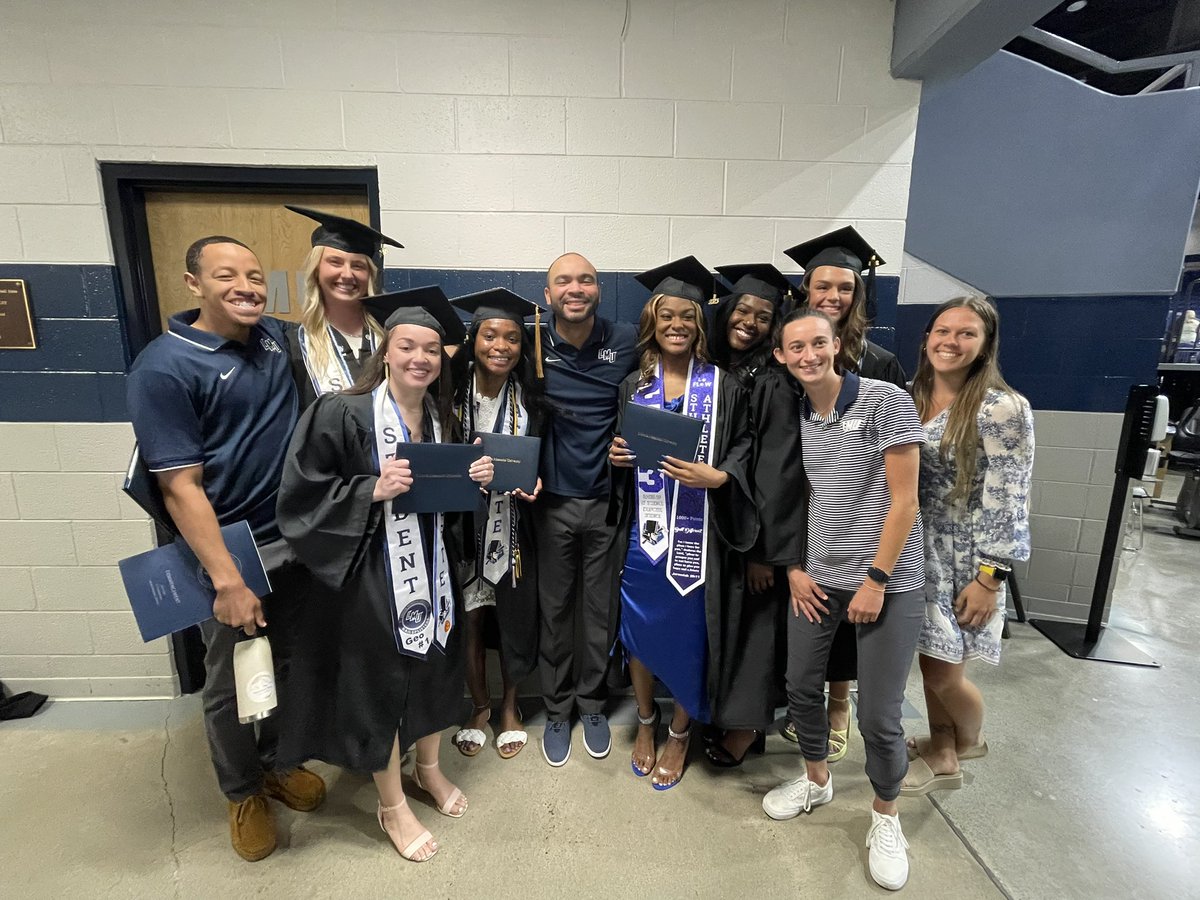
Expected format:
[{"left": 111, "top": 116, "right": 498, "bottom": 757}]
[{"left": 0, "top": 279, "right": 36, "bottom": 350}]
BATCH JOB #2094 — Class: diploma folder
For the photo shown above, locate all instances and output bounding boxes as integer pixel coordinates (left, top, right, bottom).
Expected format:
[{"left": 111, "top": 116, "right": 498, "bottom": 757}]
[
  {"left": 118, "top": 521, "right": 271, "bottom": 642},
  {"left": 123, "top": 446, "right": 179, "bottom": 537},
  {"left": 621, "top": 401, "right": 705, "bottom": 465},
  {"left": 391, "top": 443, "right": 486, "bottom": 513},
  {"left": 470, "top": 432, "right": 541, "bottom": 494}
]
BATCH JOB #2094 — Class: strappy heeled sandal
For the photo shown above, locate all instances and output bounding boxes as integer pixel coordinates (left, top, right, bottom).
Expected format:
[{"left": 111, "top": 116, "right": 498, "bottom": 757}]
[
  {"left": 412, "top": 761, "right": 467, "bottom": 818},
  {"left": 652, "top": 723, "right": 692, "bottom": 791},
  {"left": 631, "top": 705, "right": 661, "bottom": 777},
  {"left": 377, "top": 798, "right": 437, "bottom": 862}
]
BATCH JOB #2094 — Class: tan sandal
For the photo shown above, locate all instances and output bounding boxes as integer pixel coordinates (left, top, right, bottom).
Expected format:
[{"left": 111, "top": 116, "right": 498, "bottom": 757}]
[
  {"left": 412, "top": 761, "right": 467, "bottom": 818},
  {"left": 377, "top": 799, "right": 437, "bottom": 862}
]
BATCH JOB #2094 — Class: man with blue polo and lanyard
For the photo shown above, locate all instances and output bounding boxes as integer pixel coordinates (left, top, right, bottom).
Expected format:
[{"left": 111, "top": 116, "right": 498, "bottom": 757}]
[
  {"left": 126, "top": 236, "right": 325, "bottom": 862},
  {"left": 536, "top": 252, "right": 638, "bottom": 766}
]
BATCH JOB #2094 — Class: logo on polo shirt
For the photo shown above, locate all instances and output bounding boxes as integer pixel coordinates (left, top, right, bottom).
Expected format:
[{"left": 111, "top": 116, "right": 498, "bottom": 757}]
[
  {"left": 220, "top": 367, "right": 237, "bottom": 381},
  {"left": 260, "top": 336, "right": 282, "bottom": 353},
  {"left": 599, "top": 348, "right": 617, "bottom": 363}
]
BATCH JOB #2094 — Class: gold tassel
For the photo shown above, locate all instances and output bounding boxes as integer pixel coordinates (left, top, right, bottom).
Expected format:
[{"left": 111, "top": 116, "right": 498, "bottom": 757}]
[{"left": 534, "top": 307, "right": 544, "bottom": 379}]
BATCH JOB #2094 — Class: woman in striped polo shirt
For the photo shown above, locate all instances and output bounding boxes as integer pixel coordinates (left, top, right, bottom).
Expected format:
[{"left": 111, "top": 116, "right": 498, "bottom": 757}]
[{"left": 758, "top": 308, "right": 926, "bottom": 892}]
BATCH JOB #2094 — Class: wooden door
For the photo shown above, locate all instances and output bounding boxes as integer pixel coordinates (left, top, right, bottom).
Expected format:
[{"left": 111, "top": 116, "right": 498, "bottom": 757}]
[{"left": 143, "top": 191, "right": 370, "bottom": 330}]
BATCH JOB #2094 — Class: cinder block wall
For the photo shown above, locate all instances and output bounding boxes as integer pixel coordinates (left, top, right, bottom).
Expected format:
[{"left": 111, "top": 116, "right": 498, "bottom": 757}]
[
  {"left": 0, "top": 0, "right": 921, "bottom": 698},
  {"left": 0, "top": 423, "right": 173, "bottom": 698},
  {"left": 1015, "top": 410, "right": 1126, "bottom": 621}
]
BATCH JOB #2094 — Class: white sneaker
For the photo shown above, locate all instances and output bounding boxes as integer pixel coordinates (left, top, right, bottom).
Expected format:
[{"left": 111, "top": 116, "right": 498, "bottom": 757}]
[
  {"left": 866, "top": 809, "right": 910, "bottom": 890},
  {"left": 762, "top": 772, "right": 833, "bottom": 820}
]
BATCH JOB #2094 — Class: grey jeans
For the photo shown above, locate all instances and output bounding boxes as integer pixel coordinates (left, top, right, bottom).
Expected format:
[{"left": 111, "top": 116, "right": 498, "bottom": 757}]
[
  {"left": 534, "top": 492, "right": 623, "bottom": 721},
  {"left": 785, "top": 585, "right": 924, "bottom": 802},
  {"left": 197, "top": 561, "right": 305, "bottom": 802}
]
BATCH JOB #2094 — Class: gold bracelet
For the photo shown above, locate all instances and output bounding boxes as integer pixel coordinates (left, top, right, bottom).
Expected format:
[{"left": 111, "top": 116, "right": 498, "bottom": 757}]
[{"left": 862, "top": 582, "right": 885, "bottom": 593}]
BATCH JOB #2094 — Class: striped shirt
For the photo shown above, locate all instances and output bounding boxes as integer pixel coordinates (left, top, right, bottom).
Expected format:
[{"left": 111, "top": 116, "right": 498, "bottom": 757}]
[{"left": 801, "top": 373, "right": 926, "bottom": 593}]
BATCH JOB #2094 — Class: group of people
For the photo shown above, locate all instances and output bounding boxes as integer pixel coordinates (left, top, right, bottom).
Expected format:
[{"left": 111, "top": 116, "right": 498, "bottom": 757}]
[{"left": 125, "top": 207, "right": 1034, "bottom": 891}]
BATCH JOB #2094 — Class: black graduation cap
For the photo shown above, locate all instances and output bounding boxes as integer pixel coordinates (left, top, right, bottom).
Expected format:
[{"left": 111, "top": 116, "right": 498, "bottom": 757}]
[
  {"left": 783, "top": 226, "right": 882, "bottom": 274},
  {"left": 635, "top": 256, "right": 721, "bottom": 305},
  {"left": 285, "top": 205, "right": 404, "bottom": 259},
  {"left": 362, "top": 286, "right": 466, "bottom": 345},
  {"left": 451, "top": 288, "right": 543, "bottom": 325},
  {"left": 714, "top": 263, "right": 796, "bottom": 308},
  {"left": 451, "top": 288, "right": 548, "bottom": 379},
  {"left": 783, "top": 226, "right": 884, "bottom": 318}
]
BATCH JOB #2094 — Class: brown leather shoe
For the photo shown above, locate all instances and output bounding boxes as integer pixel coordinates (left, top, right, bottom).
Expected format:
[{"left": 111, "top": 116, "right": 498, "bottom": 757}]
[
  {"left": 263, "top": 766, "right": 327, "bottom": 812},
  {"left": 228, "top": 795, "right": 276, "bottom": 862}
]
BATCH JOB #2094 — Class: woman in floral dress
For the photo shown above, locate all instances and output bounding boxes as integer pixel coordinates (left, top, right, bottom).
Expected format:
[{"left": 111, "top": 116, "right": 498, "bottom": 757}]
[{"left": 901, "top": 296, "right": 1034, "bottom": 795}]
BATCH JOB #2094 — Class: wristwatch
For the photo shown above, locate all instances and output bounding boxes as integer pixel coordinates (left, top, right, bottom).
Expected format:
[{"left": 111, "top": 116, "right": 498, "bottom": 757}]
[
  {"left": 978, "top": 562, "right": 1010, "bottom": 582},
  {"left": 866, "top": 566, "right": 890, "bottom": 585}
]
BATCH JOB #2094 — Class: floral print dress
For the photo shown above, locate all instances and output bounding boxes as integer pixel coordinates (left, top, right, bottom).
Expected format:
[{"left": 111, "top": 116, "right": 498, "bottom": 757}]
[{"left": 917, "top": 389, "right": 1034, "bottom": 665}]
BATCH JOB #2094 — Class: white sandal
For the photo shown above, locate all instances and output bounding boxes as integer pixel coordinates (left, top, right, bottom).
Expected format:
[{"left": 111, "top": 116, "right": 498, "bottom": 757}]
[
  {"left": 496, "top": 729, "right": 528, "bottom": 759},
  {"left": 452, "top": 704, "right": 490, "bottom": 757}
]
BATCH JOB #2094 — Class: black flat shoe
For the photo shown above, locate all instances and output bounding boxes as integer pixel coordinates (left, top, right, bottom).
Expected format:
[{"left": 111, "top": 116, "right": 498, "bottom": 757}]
[{"left": 704, "top": 730, "right": 766, "bottom": 768}]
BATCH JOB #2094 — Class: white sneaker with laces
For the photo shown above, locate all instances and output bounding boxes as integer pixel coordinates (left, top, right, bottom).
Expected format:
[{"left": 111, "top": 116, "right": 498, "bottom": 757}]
[
  {"left": 762, "top": 772, "right": 833, "bottom": 820},
  {"left": 866, "top": 809, "right": 910, "bottom": 890}
]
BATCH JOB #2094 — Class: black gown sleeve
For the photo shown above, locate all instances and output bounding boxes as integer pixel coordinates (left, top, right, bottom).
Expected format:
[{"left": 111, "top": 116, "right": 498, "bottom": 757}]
[
  {"left": 709, "top": 376, "right": 757, "bottom": 553},
  {"left": 862, "top": 340, "right": 908, "bottom": 389},
  {"left": 606, "top": 374, "right": 638, "bottom": 528},
  {"left": 749, "top": 370, "right": 808, "bottom": 567},
  {"left": 277, "top": 394, "right": 384, "bottom": 590}
]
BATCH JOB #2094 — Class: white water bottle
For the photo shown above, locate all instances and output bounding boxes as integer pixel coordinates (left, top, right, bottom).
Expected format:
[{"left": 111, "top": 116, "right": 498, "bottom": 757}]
[{"left": 233, "top": 635, "right": 277, "bottom": 724}]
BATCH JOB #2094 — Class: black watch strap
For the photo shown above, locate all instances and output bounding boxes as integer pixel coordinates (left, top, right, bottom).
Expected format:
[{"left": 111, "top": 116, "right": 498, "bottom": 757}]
[{"left": 866, "top": 565, "right": 890, "bottom": 585}]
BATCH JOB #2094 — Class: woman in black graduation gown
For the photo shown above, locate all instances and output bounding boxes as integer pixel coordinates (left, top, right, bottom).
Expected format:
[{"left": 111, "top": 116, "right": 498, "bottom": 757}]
[
  {"left": 446, "top": 288, "right": 546, "bottom": 761},
  {"left": 776, "top": 227, "right": 908, "bottom": 759},
  {"left": 281, "top": 206, "right": 401, "bottom": 409},
  {"left": 700, "top": 263, "right": 792, "bottom": 767},
  {"left": 608, "top": 258, "right": 756, "bottom": 790},
  {"left": 276, "top": 287, "right": 492, "bottom": 863}
]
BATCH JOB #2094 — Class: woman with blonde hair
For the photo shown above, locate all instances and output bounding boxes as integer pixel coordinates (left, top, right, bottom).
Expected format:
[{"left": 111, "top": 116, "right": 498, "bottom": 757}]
[
  {"left": 283, "top": 205, "right": 402, "bottom": 408},
  {"left": 608, "top": 257, "right": 755, "bottom": 791},
  {"left": 900, "top": 296, "right": 1033, "bottom": 795}
]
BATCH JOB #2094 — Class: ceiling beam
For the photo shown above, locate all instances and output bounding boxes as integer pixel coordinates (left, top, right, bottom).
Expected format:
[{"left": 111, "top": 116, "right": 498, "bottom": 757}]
[{"left": 891, "top": 0, "right": 1059, "bottom": 82}]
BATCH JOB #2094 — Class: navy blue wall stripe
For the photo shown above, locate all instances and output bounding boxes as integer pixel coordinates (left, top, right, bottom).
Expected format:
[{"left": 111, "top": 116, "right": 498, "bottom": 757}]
[
  {"left": 896, "top": 296, "right": 1168, "bottom": 414},
  {"left": 0, "top": 263, "right": 1166, "bottom": 421}
]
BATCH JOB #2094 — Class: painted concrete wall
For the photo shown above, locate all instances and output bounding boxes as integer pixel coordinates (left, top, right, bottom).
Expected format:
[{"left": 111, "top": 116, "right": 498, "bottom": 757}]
[
  {"left": 905, "top": 51, "right": 1200, "bottom": 298},
  {"left": 0, "top": 0, "right": 920, "bottom": 698}
]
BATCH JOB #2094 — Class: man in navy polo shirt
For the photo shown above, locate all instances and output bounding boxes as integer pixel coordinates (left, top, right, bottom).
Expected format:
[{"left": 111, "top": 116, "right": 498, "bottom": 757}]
[
  {"left": 536, "top": 252, "right": 638, "bottom": 766},
  {"left": 126, "top": 236, "right": 325, "bottom": 862}
]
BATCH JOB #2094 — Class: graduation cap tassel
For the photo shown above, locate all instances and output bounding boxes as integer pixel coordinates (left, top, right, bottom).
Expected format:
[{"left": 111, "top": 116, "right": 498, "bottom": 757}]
[
  {"left": 866, "top": 256, "right": 878, "bottom": 321},
  {"left": 534, "top": 307, "right": 544, "bottom": 380}
]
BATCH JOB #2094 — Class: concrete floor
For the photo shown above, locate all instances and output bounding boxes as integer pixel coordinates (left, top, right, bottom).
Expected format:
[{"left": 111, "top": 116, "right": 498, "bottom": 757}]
[{"left": 2, "top": 500, "right": 1197, "bottom": 898}]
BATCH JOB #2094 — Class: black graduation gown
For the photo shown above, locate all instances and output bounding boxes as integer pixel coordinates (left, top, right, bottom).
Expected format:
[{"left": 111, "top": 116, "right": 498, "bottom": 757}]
[
  {"left": 608, "top": 368, "right": 763, "bottom": 729},
  {"left": 861, "top": 339, "right": 906, "bottom": 389},
  {"left": 274, "top": 391, "right": 466, "bottom": 774},
  {"left": 459, "top": 382, "right": 546, "bottom": 684},
  {"left": 283, "top": 322, "right": 375, "bottom": 411}
]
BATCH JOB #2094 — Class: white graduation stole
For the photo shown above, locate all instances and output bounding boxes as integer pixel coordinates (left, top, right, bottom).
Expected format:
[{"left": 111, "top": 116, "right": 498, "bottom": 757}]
[
  {"left": 372, "top": 383, "right": 454, "bottom": 658},
  {"left": 460, "top": 374, "right": 529, "bottom": 587},
  {"left": 299, "top": 324, "right": 375, "bottom": 396}
]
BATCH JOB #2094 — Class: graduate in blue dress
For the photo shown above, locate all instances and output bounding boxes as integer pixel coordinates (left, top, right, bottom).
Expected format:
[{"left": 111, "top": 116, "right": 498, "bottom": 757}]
[{"left": 608, "top": 257, "right": 756, "bottom": 790}]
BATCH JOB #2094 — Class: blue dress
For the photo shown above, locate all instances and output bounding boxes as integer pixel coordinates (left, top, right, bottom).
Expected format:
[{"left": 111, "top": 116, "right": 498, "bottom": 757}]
[{"left": 618, "top": 396, "right": 711, "bottom": 722}]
